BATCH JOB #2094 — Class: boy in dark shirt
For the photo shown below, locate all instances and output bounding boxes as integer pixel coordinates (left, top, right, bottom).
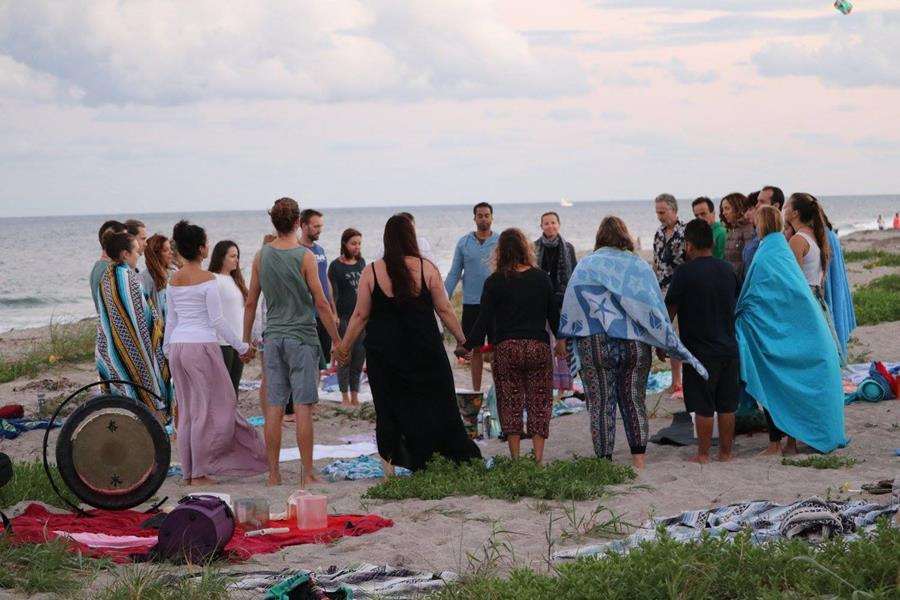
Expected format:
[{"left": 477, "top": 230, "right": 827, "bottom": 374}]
[{"left": 665, "top": 219, "right": 740, "bottom": 464}]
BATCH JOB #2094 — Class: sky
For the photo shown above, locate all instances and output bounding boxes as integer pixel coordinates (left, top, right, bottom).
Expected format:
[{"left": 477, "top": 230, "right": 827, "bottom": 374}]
[{"left": 1, "top": 0, "right": 898, "bottom": 218}]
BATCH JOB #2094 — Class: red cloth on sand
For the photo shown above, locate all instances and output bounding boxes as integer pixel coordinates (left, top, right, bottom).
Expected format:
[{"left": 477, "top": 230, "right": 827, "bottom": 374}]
[
  {"left": 0, "top": 404, "right": 25, "bottom": 419},
  {"left": 10, "top": 504, "right": 393, "bottom": 562}
]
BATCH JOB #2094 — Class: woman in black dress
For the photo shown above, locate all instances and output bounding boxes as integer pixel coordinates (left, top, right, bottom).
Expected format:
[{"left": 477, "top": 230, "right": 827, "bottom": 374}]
[{"left": 335, "top": 215, "right": 481, "bottom": 473}]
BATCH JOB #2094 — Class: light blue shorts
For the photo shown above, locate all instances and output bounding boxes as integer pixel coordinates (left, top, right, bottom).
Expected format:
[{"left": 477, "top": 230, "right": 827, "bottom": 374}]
[{"left": 264, "top": 337, "right": 319, "bottom": 407}]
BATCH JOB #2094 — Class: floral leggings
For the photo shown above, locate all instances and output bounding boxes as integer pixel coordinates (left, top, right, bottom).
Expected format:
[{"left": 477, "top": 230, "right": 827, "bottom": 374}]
[
  {"left": 493, "top": 339, "right": 553, "bottom": 438},
  {"left": 577, "top": 333, "right": 652, "bottom": 457}
]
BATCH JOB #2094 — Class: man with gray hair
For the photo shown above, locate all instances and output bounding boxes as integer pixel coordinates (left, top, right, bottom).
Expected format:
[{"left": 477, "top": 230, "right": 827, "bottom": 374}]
[{"left": 653, "top": 193, "right": 687, "bottom": 398}]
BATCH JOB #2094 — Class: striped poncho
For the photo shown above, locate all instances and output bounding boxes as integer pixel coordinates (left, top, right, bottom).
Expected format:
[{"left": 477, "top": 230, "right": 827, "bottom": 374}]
[{"left": 95, "top": 262, "right": 172, "bottom": 419}]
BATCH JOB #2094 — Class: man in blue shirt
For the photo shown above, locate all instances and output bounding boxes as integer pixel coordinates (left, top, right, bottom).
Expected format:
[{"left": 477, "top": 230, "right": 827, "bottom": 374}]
[{"left": 445, "top": 202, "right": 498, "bottom": 391}]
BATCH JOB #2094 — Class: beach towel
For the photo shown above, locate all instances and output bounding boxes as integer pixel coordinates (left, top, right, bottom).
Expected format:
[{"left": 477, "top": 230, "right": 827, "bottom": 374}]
[
  {"left": 95, "top": 263, "right": 171, "bottom": 417},
  {"left": 10, "top": 503, "right": 393, "bottom": 562},
  {"left": 735, "top": 234, "right": 847, "bottom": 453},
  {"left": 558, "top": 248, "right": 708, "bottom": 379},
  {"left": 321, "top": 455, "right": 411, "bottom": 481},
  {"left": 0, "top": 418, "right": 61, "bottom": 440},
  {"left": 824, "top": 230, "right": 856, "bottom": 356},
  {"left": 554, "top": 497, "right": 897, "bottom": 560}
]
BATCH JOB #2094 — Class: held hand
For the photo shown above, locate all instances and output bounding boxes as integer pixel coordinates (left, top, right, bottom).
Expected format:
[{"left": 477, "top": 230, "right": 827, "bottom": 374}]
[
  {"left": 240, "top": 346, "right": 256, "bottom": 364},
  {"left": 453, "top": 343, "right": 471, "bottom": 359},
  {"left": 554, "top": 339, "right": 567, "bottom": 359}
]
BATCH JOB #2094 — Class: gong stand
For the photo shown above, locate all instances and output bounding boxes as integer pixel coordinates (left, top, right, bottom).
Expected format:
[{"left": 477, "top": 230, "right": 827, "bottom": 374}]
[{"left": 42, "top": 380, "right": 171, "bottom": 517}]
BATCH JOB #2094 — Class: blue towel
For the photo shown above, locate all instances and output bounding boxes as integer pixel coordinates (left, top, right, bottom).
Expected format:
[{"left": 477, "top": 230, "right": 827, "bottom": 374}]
[
  {"left": 824, "top": 230, "right": 856, "bottom": 357},
  {"left": 0, "top": 418, "right": 61, "bottom": 440},
  {"left": 559, "top": 247, "right": 707, "bottom": 379},
  {"left": 736, "top": 233, "right": 847, "bottom": 453}
]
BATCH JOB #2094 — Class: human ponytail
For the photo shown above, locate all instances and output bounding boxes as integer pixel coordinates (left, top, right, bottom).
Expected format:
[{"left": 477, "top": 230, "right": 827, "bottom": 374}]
[{"left": 790, "top": 193, "right": 831, "bottom": 275}]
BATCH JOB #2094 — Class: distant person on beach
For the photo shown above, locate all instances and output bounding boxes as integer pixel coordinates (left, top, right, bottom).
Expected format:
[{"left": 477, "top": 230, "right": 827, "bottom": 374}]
[
  {"left": 374, "top": 212, "right": 437, "bottom": 264},
  {"left": 652, "top": 193, "right": 687, "bottom": 400},
  {"left": 445, "top": 202, "right": 499, "bottom": 392},
  {"left": 164, "top": 221, "right": 266, "bottom": 486},
  {"left": 877, "top": 215, "right": 885, "bottom": 230},
  {"left": 336, "top": 214, "right": 481, "bottom": 473},
  {"left": 458, "top": 228, "right": 561, "bottom": 463},
  {"left": 534, "top": 211, "right": 577, "bottom": 399},
  {"left": 893, "top": 213, "right": 900, "bottom": 229},
  {"left": 736, "top": 206, "right": 847, "bottom": 456},
  {"left": 691, "top": 197, "right": 726, "bottom": 259},
  {"left": 209, "top": 240, "right": 249, "bottom": 400},
  {"left": 666, "top": 219, "right": 739, "bottom": 464},
  {"left": 329, "top": 228, "right": 367, "bottom": 406},
  {"left": 560, "top": 217, "right": 708, "bottom": 469},
  {"left": 140, "top": 234, "right": 173, "bottom": 322},
  {"left": 124, "top": 219, "right": 148, "bottom": 256},
  {"left": 243, "top": 198, "right": 341, "bottom": 486},
  {"left": 784, "top": 193, "right": 846, "bottom": 367},
  {"left": 90, "top": 220, "right": 126, "bottom": 312},
  {"left": 95, "top": 230, "right": 171, "bottom": 416},
  {"left": 721, "top": 193, "right": 753, "bottom": 281}
]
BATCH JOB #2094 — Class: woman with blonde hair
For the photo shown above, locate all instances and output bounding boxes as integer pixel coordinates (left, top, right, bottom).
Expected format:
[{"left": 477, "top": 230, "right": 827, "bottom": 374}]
[
  {"left": 736, "top": 206, "right": 846, "bottom": 455},
  {"left": 456, "top": 228, "right": 561, "bottom": 462},
  {"left": 559, "top": 217, "right": 707, "bottom": 468}
]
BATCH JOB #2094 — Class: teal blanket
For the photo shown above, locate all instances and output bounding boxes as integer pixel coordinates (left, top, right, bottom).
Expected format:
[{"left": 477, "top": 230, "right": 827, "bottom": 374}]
[{"left": 735, "top": 234, "right": 847, "bottom": 453}]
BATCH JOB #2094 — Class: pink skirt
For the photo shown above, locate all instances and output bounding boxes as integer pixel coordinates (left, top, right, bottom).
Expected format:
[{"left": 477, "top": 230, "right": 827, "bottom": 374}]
[{"left": 169, "top": 343, "right": 267, "bottom": 480}]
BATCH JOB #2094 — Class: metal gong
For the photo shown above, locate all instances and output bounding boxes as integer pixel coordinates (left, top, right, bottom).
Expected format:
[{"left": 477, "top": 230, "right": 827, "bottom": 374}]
[{"left": 53, "top": 392, "right": 170, "bottom": 511}]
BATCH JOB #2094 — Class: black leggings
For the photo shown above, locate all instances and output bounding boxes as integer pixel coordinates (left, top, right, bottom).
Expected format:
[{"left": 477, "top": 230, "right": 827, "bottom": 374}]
[
  {"left": 764, "top": 409, "right": 783, "bottom": 443},
  {"left": 220, "top": 346, "right": 244, "bottom": 401}
]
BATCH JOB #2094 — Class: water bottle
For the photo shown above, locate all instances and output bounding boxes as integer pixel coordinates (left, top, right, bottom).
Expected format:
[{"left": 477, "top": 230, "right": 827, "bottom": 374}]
[
  {"left": 483, "top": 410, "right": 492, "bottom": 439},
  {"left": 37, "top": 393, "right": 46, "bottom": 415},
  {"left": 476, "top": 407, "right": 485, "bottom": 438}
]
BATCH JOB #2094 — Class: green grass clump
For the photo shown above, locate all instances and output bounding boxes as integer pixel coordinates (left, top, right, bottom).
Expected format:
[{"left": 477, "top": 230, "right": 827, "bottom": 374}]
[
  {"left": 0, "top": 460, "right": 80, "bottom": 509},
  {"left": 781, "top": 455, "right": 861, "bottom": 469},
  {"left": 430, "top": 522, "right": 900, "bottom": 599},
  {"left": 97, "top": 566, "right": 229, "bottom": 600},
  {"left": 0, "top": 318, "right": 95, "bottom": 383},
  {"left": 364, "top": 455, "right": 635, "bottom": 502},
  {"left": 0, "top": 536, "right": 105, "bottom": 596},
  {"left": 844, "top": 249, "right": 900, "bottom": 269},
  {"left": 852, "top": 274, "right": 900, "bottom": 326}
]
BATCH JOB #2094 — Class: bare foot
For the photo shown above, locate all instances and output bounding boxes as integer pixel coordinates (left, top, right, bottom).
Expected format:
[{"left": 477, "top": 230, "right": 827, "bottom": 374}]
[
  {"left": 189, "top": 476, "right": 216, "bottom": 486},
  {"left": 266, "top": 473, "right": 283, "bottom": 487},
  {"left": 302, "top": 472, "right": 322, "bottom": 487},
  {"left": 631, "top": 454, "right": 646, "bottom": 469},
  {"left": 688, "top": 454, "right": 710, "bottom": 464},
  {"left": 350, "top": 400, "right": 360, "bottom": 407},
  {"left": 717, "top": 453, "right": 734, "bottom": 463},
  {"left": 781, "top": 444, "right": 799, "bottom": 456},
  {"left": 759, "top": 443, "right": 782, "bottom": 456},
  {"left": 340, "top": 400, "right": 352, "bottom": 407}
]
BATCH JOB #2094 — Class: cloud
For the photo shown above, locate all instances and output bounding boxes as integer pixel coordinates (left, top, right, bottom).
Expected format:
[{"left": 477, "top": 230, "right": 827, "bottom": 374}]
[
  {"left": 752, "top": 13, "right": 900, "bottom": 87},
  {"left": 668, "top": 58, "right": 718, "bottom": 84},
  {"left": 545, "top": 107, "right": 592, "bottom": 121},
  {"left": 0, "top": 55, "right": 82, "bottom": 102},
  {"left": 0, "top": 1, "right": 589, "bottom": 106},
  {"left": 592, "top": 0, "right": 825, "bottom": 12}
]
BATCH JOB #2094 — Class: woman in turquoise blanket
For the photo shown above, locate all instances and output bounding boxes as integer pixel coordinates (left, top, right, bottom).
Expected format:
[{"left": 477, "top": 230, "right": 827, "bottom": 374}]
[{"left": 736, "top": 207, "right": 847, "bottom": 455}]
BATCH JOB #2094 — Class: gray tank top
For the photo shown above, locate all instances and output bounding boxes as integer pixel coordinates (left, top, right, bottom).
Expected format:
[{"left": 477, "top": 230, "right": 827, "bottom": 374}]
[{"left": 259, "top": 245, "right": 319, "bottom": 346}]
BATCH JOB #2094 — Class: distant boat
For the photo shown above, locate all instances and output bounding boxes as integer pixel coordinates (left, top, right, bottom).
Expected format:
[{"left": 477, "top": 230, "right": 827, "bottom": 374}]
[{"left": 560, "top": 198, "right": 574, "bottom": 208}]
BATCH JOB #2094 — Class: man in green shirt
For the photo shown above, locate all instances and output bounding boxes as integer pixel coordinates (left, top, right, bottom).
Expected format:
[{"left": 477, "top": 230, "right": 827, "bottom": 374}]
[{"left": 692, "top": 197, "right": 726, "bottom": 260}]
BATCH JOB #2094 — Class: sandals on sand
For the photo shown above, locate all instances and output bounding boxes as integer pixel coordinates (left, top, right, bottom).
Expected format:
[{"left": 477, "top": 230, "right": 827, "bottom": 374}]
[{"left": 860, "top": 480, "right": 895, "bottom": 495}]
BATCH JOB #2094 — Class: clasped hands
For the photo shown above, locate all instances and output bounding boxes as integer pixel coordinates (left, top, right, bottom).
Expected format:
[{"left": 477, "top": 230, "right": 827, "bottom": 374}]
[{"left": 239, "top": 343, "right": 258, "bottom": 364}]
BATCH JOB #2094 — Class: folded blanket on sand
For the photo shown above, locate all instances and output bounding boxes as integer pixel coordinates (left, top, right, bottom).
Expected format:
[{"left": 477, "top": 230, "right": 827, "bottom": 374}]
[
  {"left": 553, "top": 497, "right": 898, "bottom": 560},
  {"left": 0, "top": 418, "right": 61, "bottom": 440},
  {"left": 321, "top": 455, "right": 411, "bottom": 481},
  {"left": 198, "top": 564, "right": 460, "bottom": 598},
  {"left": 11, "top": 504, "right": 393, "bottom": 562}
]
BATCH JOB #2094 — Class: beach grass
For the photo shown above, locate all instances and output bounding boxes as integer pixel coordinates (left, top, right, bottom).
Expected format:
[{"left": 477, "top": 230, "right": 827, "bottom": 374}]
[
  {"left": 364, "top": 455, "right": 635, "bottom": 502},
  {"left": 429, "top": 521, "right": 900, "bottom": 599},
  {"left": 843, "top": 249, "right": 900, "bottom": 269},
  {"left": 781, "top": 456, "right": 861, "bottom": 469},
  {"left": 0, "top": 535, "right": 108, "bottom": 596},
  {"left": 0, "top": 318, "right": 95, "bottom": 383},
  {"left": 852, "top": 274, "right": 900, "bottom": 326},
  {"left": 96, "top": 566, "right": 230, "bottom": 600},
  {"left": 0, "top": 459, "right": 80, "bottom": 509}
]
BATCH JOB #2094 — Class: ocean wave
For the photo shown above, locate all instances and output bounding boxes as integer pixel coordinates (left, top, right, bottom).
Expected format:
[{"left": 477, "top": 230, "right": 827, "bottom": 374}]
[{"left": 0, "top": 296, "right": 52, "bottom": 307}]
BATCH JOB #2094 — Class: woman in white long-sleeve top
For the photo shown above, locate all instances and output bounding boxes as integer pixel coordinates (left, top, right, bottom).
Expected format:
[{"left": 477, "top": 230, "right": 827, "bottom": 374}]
[{"left": 164, "top": 220, "right": 266, "bottom": 486}]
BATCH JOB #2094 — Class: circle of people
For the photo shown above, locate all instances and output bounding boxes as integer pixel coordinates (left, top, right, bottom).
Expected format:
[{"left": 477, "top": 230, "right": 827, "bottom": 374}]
[{"left": 91, "top": 188, "right": 853, "bottom": 486}]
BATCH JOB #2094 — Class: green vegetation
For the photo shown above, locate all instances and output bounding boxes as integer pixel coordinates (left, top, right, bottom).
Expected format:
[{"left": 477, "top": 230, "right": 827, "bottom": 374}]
[
  {"left": 852, "top": 274, "right": 900, "bottom": 326},
  {"left": 430, "top": 522, "right": 900, "bottom": 599},
  {"left": 0, "top": 318, "right": 95, "bottom": 383},
  {"left": 843, "top": 249, "right": 900, "bottom": 269},
  {"left": 0, "top": 536, "right": 108, "bottom": 596},
  {"left": 364, "top": 455, "right": 635, "bottom": 502},
  {"left": 781, "top": 455, "right": 861, "bottom": 470},
  {"left": 97, "top": 566, "right": 230, "bottom": 600},
  {"left": 322, "top": 402, "right": 377, "bottom": 423},
  {"left": 0, "top": 460, "right": 79, "bottom": 510}
]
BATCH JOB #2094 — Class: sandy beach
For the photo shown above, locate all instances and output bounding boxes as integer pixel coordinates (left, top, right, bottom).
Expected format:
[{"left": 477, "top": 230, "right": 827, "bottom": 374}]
[{"left": 0, "top": 230, "right": 898, "bottom": 593}]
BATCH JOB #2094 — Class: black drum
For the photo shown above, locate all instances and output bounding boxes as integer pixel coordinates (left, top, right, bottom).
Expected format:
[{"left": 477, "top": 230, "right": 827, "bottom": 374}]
[{"left": 55, "top": 394, "right": 170, "bottom": 510}]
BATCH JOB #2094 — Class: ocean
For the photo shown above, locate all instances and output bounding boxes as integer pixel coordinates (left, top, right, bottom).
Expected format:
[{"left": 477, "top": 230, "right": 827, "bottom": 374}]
[{"left": 1, "top": 195, "right": 897, "bottom": 333}]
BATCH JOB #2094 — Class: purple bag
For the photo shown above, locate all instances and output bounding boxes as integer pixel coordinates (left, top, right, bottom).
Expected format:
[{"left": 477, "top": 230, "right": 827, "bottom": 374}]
[{"left": 156, "top": 495, "right": 234, "bottom": 562}]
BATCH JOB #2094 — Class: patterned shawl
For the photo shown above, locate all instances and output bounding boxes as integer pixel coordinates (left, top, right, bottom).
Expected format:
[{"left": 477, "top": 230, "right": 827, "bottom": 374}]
[
  {"left": 558, "top": 247, "right": 708, "bottom": 378},
  {"left": 95, "top": 263, "right": 171, "bottom": 419}
]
